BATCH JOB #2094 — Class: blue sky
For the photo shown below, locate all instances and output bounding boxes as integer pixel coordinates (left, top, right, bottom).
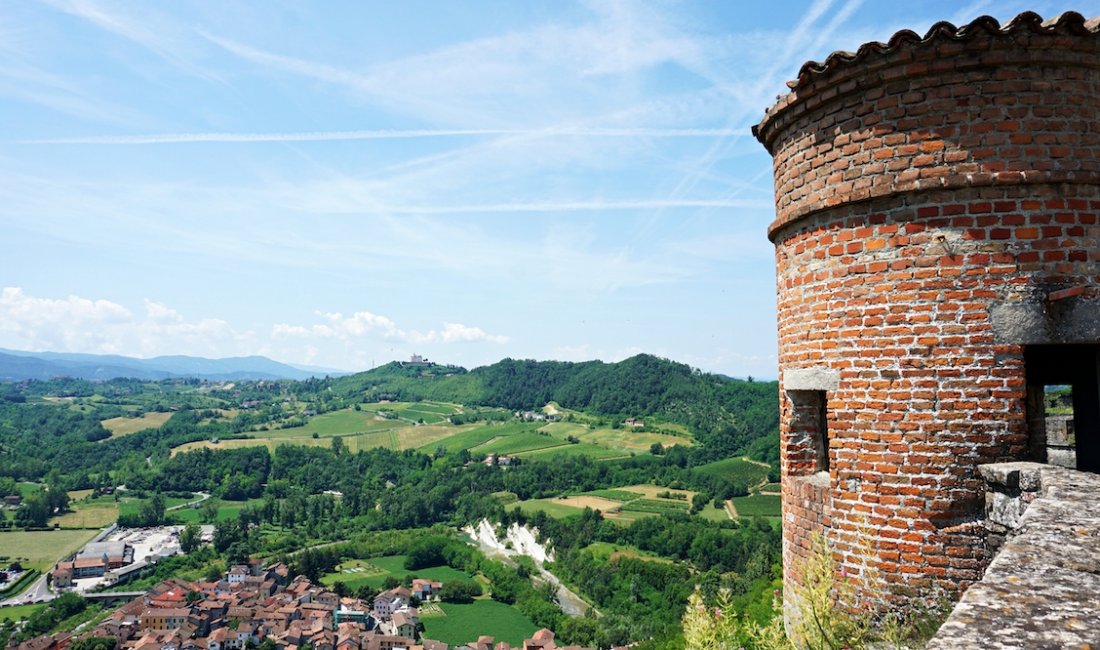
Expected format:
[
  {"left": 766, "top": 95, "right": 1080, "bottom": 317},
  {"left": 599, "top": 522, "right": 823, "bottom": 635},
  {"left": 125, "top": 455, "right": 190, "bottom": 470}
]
[{"left": 0, "top": 0, "right": 1089, "bottom": 377}]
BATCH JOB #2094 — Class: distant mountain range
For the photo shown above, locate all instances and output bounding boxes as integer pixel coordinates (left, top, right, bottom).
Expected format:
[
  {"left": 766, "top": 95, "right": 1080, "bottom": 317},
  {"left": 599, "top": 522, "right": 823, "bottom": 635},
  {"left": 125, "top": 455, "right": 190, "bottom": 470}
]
[{"left": 0, "top": 348, "right": 348, "bottom": 382}]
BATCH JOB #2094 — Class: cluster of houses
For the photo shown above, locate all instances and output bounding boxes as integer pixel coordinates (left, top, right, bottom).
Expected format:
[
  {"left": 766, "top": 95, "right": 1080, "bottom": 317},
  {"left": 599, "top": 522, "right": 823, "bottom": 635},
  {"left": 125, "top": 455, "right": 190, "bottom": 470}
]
[
  {"left": 16, "top": 562, "right": 600, "bottom": 650},
  {"left": 480, "top": 454, "right": 512, "bottom": 468},
  {"left": 513, "top": 413, "right": 561, "bottom": 423}
]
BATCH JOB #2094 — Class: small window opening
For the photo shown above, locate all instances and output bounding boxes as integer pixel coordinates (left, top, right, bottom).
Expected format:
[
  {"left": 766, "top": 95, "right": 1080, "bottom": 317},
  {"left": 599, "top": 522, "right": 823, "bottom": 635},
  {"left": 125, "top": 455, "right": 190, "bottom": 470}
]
[
  {"left": 787, "top": 390, "right": 829, "bottom": 475},
  {"left": 1042, "top": 385, "right": 1076, "bottom": 468},
  {"left": 1025, "top": 345, "right": 1099, "bottom": 474}
]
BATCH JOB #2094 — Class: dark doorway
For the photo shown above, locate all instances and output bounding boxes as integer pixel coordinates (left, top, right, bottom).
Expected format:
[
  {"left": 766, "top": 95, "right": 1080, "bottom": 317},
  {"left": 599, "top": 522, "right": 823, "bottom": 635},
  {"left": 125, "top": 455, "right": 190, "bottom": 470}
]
[{"left": 1025, "top": 345, "right": 1100, "bottom": 473}]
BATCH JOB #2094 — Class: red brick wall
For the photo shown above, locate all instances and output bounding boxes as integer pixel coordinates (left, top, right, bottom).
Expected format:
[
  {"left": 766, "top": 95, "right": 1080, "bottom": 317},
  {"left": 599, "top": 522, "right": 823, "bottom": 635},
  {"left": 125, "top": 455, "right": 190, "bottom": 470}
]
[
  {"left": 756, "top": 21, "right": 1100, "bottom": 241},
  {"left": 757, "top": 16, "right": 1100, "bottom": 603}
]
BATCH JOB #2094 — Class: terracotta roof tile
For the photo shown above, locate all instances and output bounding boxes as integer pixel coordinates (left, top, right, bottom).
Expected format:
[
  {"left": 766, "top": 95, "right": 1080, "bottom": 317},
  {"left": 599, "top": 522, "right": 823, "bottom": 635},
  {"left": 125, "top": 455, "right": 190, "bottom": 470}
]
[{"left": 789, "top": 11, "right": 1099, "bottom": 91}]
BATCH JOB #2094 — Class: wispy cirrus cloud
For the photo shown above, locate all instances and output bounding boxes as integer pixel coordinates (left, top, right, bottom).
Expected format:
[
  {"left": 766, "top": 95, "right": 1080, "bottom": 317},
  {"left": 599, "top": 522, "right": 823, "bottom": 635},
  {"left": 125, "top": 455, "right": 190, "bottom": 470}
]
[
  {"left": 198, "top": 3, "right": 736, "bottom": 129},
  {"left": 19, "top": 126, "right": 750, "bottom": 145},
  {"left": 41, "top": 0, "right": 223, "bottom": 83}
]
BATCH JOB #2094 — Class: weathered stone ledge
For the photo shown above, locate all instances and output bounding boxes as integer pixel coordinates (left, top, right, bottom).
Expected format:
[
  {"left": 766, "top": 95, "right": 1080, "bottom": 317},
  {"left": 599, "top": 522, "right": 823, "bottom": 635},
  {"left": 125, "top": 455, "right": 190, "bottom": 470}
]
[{"left": 927, "top": 463, "right": 1100, "bottom": 649}]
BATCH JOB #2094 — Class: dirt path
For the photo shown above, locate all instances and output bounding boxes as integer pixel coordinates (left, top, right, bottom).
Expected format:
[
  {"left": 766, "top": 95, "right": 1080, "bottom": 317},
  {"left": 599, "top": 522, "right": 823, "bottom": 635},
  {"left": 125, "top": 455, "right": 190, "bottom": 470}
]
[{"left": 724, "top": 500, "right": 739, "bottom": 520}]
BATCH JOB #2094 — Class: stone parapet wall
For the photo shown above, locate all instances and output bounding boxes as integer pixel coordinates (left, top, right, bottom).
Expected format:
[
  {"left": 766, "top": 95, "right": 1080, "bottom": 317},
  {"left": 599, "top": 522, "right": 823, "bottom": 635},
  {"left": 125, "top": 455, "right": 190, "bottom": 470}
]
[{"left": 928, "top": 463, "right": 1100, "bottom": 648}]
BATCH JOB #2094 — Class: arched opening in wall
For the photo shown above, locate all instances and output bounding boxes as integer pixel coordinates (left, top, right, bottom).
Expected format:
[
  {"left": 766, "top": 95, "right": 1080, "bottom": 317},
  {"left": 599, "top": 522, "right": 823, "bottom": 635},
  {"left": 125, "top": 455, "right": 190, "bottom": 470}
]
[{"left": 1025, "top": 345, "right": 1100, "bottom": 473}]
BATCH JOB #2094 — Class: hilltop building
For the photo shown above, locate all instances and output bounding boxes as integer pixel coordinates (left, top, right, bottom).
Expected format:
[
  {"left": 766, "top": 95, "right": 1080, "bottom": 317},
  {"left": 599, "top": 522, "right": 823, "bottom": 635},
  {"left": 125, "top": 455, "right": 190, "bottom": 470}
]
[{"left": 754, "top": 8, "right": 1100, "bottom": 616}]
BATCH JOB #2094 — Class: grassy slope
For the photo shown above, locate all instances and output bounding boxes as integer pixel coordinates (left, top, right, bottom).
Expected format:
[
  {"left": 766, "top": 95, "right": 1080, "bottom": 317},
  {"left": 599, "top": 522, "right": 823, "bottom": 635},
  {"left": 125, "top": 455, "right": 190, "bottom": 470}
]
[
  {"left": 321, "top": 556, "right": 474, "bottom": 591},
  {"left": 422, "top": 600, "right": 539, "bottom": 647},
  {"left": 0, "top": 603, "right": 45, "bottom": 622}
]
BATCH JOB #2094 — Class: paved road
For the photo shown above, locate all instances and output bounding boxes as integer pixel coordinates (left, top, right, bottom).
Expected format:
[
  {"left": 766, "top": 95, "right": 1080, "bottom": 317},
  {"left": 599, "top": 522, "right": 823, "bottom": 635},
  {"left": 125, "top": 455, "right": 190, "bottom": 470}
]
[
  {"left": 0, "top": 573, "right": 53, "bottom": 607},
  {"left": 167, "top": 492, "right": 211, "bottom": 512},
  {"left": 0, "top": 521, "right": 124, "bottom": 608}
]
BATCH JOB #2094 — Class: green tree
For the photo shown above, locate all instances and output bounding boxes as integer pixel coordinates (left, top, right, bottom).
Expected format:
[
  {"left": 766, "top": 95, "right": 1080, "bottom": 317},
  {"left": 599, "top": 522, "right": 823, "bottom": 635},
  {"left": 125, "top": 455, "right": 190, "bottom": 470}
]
[
  {"left": 0, "top": 477, "right": 18, "bottom": 498},
  {"left": 15, "top": 493, "right": 50, "bottom": 528},
  {"left": 140, "top": 493, "right": 166, "bottom": 526},
  {"left": 69, "top": 637, "right": 116, "bottom": 650},
  {"left": 439, "top": 580, "right": 482, "bottom": 604},
  {"left": 200, "top": 499, "right": 219, "bottom": 523},
  {"left": 180, "top": 522, "right": 201, "bottom": 553}
]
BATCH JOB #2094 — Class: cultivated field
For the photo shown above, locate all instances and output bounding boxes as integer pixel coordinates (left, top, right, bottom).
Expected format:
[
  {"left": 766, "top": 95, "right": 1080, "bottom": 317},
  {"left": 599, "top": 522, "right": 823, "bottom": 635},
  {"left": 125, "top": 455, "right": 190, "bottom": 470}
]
[
  {"left": 517, "top": 484, "right": 702, "bottom": 523},
  {"left": 0, "top": 529, "right": 100, "bottom": 570},
  {"left": 518, "top": 442, "right": 626, "bottom": 460},
  {"left": 554, "top": 495, "right": 624, "bottom": 511},
  {"left": 100, "top": 412, "right": 173, "bottom": 438},
  {"left": 514, "top": 470, "right": 783, "bottom": 523},
  {"left": 568, "top": 425, "right": 692, "bottom": 454},
  {"left": 168, "top": 401, "right": 688, "bottom": 464},
  {"left": 49, "top": 497, "right": 119, "bottom": 529},
  {"left": 693, "top": 457, "right": 771, "bottom": 487},
  {"left": 729, "top": 494, "right": 782, "bottom": 518},
  {"left": 618, "top": 485, "right": 692, "bottom": 499},
  {"left": 417, "top": 422, "right": 522, "bottom": 454},
  {"left": 471, "top": 432, "right": 566, "bottom": 456},
  {"left": 172, "top": 421, "right": 467, "bottom": 456},
  {"left": 165, "top": 401, "right": 739, "bottom": 483}
]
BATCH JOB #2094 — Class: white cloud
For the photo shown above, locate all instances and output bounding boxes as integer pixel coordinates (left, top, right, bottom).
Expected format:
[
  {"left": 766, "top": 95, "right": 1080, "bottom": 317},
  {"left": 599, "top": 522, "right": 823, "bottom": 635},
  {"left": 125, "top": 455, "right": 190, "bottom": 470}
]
[
  {"left": 273, "top": 311, "right": 508, "bottom": 346},
  {"left": 144, "top": 299, "right": 181, "bottom": 322},
  {"left": 0, "top": 287, "right": 248, "bottom": 358},
  {"left": 552, "top": 344, "right": 596, "bottom": 362},
  {"left": 440, "top": 323, "right": 508, "bottom": 345},
  {"left": 0, "top": 287, "right": 134, "bottom": 353}
]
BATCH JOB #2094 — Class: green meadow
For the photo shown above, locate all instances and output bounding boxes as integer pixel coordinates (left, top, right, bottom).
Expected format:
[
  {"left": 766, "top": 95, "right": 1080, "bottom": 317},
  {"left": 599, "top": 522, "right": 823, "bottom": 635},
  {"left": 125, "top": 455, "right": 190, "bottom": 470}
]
[
  {"left": 422, "top": 600, "right": 539, "bottom": 647},
  {"left": 321, "top": 555, "right": 474, "bottom": 592}
]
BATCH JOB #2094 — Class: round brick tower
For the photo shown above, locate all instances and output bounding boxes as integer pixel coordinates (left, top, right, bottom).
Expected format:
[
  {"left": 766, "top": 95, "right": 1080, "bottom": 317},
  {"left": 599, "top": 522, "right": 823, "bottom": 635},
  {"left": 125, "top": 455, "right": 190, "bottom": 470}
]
[{"left": 753, "top": 11, "right": 1100, "bottom": 607}]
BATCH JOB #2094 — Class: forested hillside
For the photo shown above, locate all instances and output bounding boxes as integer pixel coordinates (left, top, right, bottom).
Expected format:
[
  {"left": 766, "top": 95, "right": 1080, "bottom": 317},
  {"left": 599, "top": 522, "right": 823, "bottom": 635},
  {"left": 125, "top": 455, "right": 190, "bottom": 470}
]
[{"left": 329, "top": 354, "right": 778, "bottom": 461}]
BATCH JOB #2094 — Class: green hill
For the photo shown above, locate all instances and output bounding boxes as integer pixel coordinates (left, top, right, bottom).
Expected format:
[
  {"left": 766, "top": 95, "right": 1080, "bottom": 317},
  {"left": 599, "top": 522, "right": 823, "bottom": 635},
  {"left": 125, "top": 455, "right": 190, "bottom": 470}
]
[{"left": 326, "top": 354, "right": 778, "bottom": 461}]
